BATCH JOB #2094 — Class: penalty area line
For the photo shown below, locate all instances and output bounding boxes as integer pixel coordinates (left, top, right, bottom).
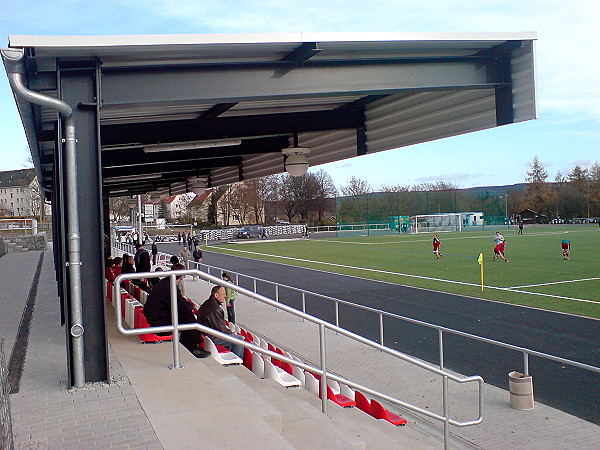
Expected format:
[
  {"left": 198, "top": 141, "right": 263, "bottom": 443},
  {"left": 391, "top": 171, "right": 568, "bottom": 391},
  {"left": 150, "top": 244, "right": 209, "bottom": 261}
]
[
  {"left": 215, "top": 247, "right": 600, "bottom": 305},
  {"left": 508, "top": 277, "right": 600, "bottom": 289}
]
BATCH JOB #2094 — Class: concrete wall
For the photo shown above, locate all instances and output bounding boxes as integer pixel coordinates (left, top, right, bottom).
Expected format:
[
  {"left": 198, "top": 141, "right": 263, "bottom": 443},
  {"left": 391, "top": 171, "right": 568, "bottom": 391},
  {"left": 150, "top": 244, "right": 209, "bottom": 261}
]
[{"left": 5, "top": 232, "right": 47, "bottom": 251}]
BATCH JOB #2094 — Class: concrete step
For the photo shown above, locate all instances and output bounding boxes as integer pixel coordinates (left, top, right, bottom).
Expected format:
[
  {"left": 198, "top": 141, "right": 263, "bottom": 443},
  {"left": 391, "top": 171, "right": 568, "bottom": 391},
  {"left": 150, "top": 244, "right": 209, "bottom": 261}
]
[
  {"left": 6, "top": 242, "right": 17, "bottom": 253},
  {"left": 226, "top": 361, "right": 441, "bottom": 449},
  {"left": 106, "top": 313, "right": 294, "bottom": 449}
]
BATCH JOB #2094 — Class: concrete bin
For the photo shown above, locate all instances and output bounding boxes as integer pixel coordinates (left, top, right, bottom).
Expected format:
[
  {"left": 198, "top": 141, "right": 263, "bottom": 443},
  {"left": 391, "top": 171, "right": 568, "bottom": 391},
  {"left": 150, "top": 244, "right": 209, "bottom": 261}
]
[{"left": 509, "top": 371, "right": 534, "bottom": 410}]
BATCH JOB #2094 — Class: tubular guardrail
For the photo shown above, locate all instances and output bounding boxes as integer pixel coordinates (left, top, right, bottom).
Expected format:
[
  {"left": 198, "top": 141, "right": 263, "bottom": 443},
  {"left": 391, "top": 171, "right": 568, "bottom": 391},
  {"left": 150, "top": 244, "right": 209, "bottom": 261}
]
[
  {"left": 112, "top": 239, "right": 600, "bottom": 447},
  {"left": 178, "top": 252, "right": 600, "bottom": 378},
  {"left": 112, "top": 265, "right": 484, "bottom": 449}
]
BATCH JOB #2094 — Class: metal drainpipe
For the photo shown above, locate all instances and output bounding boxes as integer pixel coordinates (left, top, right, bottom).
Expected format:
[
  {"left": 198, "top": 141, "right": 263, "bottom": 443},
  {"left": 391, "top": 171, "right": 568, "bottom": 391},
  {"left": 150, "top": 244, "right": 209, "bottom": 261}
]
[{"left": 2, "top": 48, "right": 86, "bottom": 387}]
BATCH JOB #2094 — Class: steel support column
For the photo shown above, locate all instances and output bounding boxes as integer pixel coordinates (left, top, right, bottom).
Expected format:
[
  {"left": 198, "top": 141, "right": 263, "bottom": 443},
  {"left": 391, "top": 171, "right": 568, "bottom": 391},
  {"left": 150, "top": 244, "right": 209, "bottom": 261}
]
[{"left": 60, "top": 67, "right": 108, "bottom": 384}]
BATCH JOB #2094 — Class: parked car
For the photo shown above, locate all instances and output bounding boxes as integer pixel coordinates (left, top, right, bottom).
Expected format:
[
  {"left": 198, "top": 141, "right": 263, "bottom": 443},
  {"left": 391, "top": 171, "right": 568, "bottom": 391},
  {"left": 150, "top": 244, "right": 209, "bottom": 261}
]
[{"left": 236, "top": 225, "right": 263, "bottom": 239}]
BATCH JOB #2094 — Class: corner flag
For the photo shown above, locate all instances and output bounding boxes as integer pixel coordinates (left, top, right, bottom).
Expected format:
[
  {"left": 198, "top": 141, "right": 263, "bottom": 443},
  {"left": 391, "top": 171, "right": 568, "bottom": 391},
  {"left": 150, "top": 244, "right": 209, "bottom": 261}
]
[{"left": 478, "top": 253, "right": 484, "bottom": 291}]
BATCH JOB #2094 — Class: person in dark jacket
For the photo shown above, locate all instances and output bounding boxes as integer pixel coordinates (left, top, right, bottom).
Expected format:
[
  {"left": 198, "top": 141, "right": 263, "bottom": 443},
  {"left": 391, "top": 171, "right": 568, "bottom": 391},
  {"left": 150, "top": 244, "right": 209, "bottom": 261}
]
[
  {"left": 121, "top": 255, "right": 135, "bottom": 274},
  {"left": 143, "top": 264, "right": 209, "bottom": 358},
  {"left": 134, "top": 242, "right": 151, "bottom": 273},
  {"left": 192, "top": 245, "right": 203, "bottom": 263},
  {"left": 197, "top": 285, "right": 244, "bottom": 358},
  {"left": 151, "top": 239, "right": 158, "bottom": 265}
]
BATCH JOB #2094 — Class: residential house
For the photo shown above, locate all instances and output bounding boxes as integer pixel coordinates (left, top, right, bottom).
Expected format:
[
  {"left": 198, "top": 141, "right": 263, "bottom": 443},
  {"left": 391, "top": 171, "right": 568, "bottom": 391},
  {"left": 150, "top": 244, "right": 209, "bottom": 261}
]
[{"left": 0, "top": 168, "right": 43, "bottom": 218}]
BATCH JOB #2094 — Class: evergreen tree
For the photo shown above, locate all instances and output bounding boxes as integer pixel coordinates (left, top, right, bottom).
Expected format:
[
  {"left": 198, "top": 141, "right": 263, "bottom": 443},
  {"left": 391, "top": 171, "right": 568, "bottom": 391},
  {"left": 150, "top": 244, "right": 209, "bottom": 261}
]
[{"left": 522, "top": 156, "right": 555, "bottom": 218}]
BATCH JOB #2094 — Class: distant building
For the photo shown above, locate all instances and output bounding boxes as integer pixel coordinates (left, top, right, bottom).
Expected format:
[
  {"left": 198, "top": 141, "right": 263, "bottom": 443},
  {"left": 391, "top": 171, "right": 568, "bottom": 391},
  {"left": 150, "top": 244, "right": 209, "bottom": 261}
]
[
  {"left": 0, "top": 168, "right": 44, "bottom": 217},
  {"left": 519, "top": 208, "right": 547, "bottom": 224}
]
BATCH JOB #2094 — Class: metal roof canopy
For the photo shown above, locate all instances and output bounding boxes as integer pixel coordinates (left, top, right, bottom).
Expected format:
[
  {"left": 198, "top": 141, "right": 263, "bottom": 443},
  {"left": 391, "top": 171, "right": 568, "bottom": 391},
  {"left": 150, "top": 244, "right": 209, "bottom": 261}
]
[
  {"left": 7, "top": 32, "right": 537, "bottom": 196},
  {"left": 2, "top": 32, "right": 537, "bottom": 386}
]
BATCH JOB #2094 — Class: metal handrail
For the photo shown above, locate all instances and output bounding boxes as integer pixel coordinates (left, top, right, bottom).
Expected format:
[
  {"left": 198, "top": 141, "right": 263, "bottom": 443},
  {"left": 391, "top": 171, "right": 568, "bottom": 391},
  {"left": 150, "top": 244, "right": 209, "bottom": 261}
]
[
  {"left": 111, "top": 267, "right": 484, "bottom": 441},
  {"left": 180, "top": 251, "right": 600, "bottom": 377}
]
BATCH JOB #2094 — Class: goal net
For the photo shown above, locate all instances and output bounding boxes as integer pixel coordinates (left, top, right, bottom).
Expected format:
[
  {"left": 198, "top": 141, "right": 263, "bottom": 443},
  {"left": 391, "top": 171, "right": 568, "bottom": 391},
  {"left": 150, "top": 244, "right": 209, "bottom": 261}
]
[{"left": 409, "top": 213, "right": 462, "bottom": 234}]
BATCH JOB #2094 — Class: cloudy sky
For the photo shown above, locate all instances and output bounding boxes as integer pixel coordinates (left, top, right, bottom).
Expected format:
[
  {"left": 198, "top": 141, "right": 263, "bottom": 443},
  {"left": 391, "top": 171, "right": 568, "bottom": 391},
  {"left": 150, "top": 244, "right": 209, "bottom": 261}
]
[{"left": 1, "top": 0, "right": 598, "bottom": 191}]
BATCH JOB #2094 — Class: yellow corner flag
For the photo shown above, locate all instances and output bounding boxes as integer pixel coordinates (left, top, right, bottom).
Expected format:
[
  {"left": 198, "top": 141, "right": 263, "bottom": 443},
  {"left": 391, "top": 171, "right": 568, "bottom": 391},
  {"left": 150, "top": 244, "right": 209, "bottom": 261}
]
[{"left": 478, "top": 253, "right": 484, "bottom": 291}]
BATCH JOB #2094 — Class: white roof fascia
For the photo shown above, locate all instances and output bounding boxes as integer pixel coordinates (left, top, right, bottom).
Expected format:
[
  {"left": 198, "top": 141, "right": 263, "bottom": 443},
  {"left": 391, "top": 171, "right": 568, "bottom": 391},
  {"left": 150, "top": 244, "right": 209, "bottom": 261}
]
[{"left": 8, "top": 31, "right": 538, "bottom": 50}]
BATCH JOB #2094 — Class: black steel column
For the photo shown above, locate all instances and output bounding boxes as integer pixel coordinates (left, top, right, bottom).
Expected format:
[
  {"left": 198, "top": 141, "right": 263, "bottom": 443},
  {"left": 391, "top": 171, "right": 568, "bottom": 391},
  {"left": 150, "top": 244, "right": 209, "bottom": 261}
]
[{"left": 60, "top": 66, "right": 108, "bottom": 384}]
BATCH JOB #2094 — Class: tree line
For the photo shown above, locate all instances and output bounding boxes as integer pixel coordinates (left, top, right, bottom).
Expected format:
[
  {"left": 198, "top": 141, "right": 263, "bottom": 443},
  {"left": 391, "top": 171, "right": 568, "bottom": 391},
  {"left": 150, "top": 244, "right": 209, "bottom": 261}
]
[
  {"left": 516, "top": 156, "right": 600, "bottom": 220},
  {"left": 109, "top": 156, "right": 600, "bottom": 226}
]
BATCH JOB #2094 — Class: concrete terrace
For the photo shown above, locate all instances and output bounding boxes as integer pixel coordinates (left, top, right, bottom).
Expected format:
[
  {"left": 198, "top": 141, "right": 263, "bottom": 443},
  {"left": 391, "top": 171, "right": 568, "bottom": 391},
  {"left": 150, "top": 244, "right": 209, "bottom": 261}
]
[{"left": 2, "top": 249, "right": 599, "bottom": 449}]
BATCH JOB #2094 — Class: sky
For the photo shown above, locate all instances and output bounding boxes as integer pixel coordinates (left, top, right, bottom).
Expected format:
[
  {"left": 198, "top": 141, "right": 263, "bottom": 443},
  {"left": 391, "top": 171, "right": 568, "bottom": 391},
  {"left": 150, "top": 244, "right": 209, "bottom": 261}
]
[{"left": 0, "top": 0, "right": 598, "bottom": 192}]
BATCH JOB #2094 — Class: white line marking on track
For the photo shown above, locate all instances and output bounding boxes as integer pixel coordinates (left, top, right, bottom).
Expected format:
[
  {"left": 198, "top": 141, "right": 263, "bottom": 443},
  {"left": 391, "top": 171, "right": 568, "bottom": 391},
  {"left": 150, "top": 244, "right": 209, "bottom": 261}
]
[{"left": 216, "top": 247, "right": 600, "bottom": 305}]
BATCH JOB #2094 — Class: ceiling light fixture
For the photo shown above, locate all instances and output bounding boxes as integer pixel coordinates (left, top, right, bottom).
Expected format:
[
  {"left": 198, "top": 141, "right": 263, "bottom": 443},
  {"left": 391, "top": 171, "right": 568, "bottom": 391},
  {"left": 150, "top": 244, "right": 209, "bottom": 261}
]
[
  {"left": 104, "top": 173, "right": 162, "bottom": 183},
  {"left": 282, "top": 134, "right": 310, "bottom": 177},
  {"left": 143, "top": 138, "right": 242, "bottom": 153}
]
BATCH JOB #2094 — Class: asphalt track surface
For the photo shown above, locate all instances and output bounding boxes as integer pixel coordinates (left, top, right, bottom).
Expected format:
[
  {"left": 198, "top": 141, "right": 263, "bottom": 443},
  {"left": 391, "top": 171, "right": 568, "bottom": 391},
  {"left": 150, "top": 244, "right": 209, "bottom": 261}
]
[{"left": 157, "top": 240, "right": 600, "bottom": 424}]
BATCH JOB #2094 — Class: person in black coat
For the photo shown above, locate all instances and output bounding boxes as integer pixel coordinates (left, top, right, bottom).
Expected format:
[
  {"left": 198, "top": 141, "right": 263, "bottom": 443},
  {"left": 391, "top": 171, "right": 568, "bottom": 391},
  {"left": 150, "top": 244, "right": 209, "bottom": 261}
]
[
  {"left": 143, "top": 264, "right": 209, "bottom": 358},
  {"left": 151, "top": 240, "right": 158, "bottom": 265},
  {"left": 134, "top": 242, "right": 151, "bottom": 273}
]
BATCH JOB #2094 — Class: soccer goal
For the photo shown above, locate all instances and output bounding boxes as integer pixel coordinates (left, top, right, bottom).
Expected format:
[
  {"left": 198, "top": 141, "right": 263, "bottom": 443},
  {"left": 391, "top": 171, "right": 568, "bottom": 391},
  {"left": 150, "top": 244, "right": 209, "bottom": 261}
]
[{"left": 409, "top": 213, "right": 462, "bottom": 234}]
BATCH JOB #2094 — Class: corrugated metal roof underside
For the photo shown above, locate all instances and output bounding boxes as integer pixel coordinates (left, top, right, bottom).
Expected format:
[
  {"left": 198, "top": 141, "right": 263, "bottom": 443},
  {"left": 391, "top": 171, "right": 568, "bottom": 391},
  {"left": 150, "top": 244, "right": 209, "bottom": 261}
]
[{"left": 5, "top": 33, "right": 538, "bottom": 195}]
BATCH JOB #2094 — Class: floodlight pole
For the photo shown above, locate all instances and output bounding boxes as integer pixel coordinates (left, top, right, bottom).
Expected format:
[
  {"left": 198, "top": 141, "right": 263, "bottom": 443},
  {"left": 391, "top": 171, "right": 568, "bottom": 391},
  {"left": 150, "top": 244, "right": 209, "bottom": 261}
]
[{"left": 505, "top": 194, "right": 509, "bottom": 227}]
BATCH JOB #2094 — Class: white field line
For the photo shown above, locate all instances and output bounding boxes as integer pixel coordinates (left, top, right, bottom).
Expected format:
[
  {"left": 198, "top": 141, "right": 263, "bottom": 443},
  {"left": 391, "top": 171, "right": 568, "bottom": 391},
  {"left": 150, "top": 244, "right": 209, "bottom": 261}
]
[
  {"left": 216, "top": 247, "right": 600, "bottom": 305},
  {"left": 508, "top": 277, "right": 600, "bottom": 289},
  {"left": 311, "top": 229, "right": 584, "bottom": 245}
]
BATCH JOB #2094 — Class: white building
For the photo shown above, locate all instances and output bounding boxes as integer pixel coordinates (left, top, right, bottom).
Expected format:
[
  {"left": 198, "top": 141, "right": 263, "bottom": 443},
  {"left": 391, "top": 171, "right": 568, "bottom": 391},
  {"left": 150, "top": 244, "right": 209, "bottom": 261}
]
[{"left": 0, "top": 169, "right": 41, "bottom": 217}]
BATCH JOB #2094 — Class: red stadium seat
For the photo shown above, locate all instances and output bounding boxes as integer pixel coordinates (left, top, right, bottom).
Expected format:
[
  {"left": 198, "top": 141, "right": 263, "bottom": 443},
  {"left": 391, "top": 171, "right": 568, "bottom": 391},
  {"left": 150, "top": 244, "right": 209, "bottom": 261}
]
[
  {"left": 243, "top": 347, "right": 253, "bottom": 371},
  {"left": 355, "top": 390, "right": 371, "bottom": 414},
  {"left": 134, "top": 306, "right": 172, "bottom": 343},
  {"left": 370, "top": 399, "right": 407, "bottom": 426}
]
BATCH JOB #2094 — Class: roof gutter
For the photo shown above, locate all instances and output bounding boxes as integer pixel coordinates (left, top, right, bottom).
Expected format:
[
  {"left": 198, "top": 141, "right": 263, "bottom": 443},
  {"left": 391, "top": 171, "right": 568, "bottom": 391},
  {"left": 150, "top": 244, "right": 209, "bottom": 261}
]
[
  {"left": 2, "top": 47, "right": 86, "bottom": 388},
  {"left": 1, "top": 49, "right": 50, "bottom": 194}
]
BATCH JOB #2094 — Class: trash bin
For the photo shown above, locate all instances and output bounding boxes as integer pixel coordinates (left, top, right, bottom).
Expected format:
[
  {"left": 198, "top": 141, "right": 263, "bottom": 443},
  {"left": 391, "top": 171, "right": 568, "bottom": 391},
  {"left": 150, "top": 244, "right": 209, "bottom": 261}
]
[{"left": 508, "top": 371, "right": 534, "bottom": 410}]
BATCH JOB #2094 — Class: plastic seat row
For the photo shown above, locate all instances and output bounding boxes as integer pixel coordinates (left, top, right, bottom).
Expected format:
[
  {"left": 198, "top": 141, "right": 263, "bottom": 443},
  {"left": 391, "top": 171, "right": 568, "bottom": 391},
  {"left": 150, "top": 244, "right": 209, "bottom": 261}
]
[
  {"left": 236, "top": 324, "right": 406, "bottom": 426},
  {"left": 106, "top": 278, "right": 172, "bottom": 343}
]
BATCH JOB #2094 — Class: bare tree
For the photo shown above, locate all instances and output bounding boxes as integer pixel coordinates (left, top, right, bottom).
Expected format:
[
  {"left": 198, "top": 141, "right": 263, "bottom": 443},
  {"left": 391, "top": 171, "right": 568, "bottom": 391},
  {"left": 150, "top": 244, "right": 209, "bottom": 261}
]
[
  {"left": 411, "top": 180, "right": 459, "bottom": 191},
  {"left": 22, "top": 154, "right": 48, "bottom": 220},
  {"left": 217, "top": 185, "right": 234, "bottom": 226},
  {"left": 238, "top": 179, "right": 266, "bottom": 224},
  {"left": 312, "top": 169, "right": 337, "bottom": 224},
  {"left": 110, "top": 196, "right": 134, "bottom": 222},
  {"left": 340, "top": 176, "right": 371, "bottom": 196}
]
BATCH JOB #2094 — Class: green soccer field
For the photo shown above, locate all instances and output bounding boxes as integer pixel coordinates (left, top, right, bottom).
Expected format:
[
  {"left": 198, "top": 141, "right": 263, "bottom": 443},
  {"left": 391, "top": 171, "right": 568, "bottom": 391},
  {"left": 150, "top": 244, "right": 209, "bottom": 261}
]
[{"left": 209, "top": 225, "right": 600, "bottom": 318}]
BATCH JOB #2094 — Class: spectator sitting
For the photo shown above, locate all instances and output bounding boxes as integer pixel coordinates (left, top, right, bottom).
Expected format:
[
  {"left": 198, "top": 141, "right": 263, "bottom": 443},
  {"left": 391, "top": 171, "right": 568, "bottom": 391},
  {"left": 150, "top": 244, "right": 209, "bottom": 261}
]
[
  {"left": 147, "top": 266, "right": 164, "bottom": 290},
  {"left": 105, "top": 258, "right": 116, "bottom": 282},
  {"left": 169, "top": 255, "right": 179, "bottom": 268},
  {"left": 121, "top": 255, "right": 135, "bottom": 274},
  {"left": 143, "top": 263, "right": 209, "bottom": 358},
  {"left": 112, "top": 257, "right": 122, "bottom": 277},
  {"left": 121, "top": 254, "right": 150, "bottom": 291},
  {"left": 197, "top": 285, "right": 244, "bottom": 358}
]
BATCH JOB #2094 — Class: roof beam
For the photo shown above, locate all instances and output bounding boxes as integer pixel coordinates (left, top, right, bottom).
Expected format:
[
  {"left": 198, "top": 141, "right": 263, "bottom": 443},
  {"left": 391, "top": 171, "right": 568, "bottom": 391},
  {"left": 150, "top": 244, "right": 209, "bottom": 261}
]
[
  {"left": 101, "top": 108, "right": 364, "bottom": 146},
  {"left": 198, "top": 102, "right": 238, "bottom": 119},
  {"left": 99, "top": 59, "right": 497, "bottom": 106}
]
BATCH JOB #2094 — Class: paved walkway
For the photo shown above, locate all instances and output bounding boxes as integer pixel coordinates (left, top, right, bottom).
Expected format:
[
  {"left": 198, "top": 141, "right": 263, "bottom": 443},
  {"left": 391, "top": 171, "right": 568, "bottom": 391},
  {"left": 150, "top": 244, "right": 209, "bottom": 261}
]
[
  {"left": 184, "top": 276, "right": 600, "bottom": 449},
  {"left": 1, "top": 249, "right": 598, "bottom": 448}
]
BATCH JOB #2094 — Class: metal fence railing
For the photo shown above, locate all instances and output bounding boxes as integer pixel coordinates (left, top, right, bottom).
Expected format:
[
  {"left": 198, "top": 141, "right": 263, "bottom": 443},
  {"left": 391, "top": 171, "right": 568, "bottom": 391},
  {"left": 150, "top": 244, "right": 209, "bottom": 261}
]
[
  {"left": 112, "top": 269, "right": 484, "bottom": 450},
  {"left": 0, "top": 338, "right": 14, "bottom": 450},
  {"left": 110, "top": 240, "right": 600, "bottom": 446}
]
